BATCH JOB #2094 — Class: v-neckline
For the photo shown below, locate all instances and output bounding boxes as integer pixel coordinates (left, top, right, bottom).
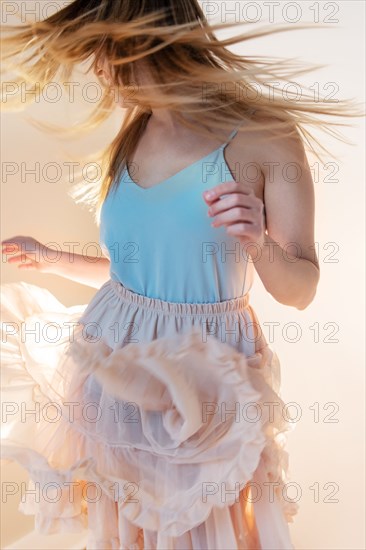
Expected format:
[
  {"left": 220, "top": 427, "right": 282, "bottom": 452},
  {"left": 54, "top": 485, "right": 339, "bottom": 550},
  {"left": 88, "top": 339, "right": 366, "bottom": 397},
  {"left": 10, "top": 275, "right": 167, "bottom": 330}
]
[{"left": 125, "top": 134, "right": 236, "bottom": 192}]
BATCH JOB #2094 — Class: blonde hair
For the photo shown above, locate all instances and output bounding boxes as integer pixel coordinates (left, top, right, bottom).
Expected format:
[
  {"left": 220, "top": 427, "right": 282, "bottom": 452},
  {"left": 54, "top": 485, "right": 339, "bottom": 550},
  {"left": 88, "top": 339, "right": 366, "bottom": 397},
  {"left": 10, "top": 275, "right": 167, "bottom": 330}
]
[{"left": 1, "top": 0, "right": 363, "bottom": 224}]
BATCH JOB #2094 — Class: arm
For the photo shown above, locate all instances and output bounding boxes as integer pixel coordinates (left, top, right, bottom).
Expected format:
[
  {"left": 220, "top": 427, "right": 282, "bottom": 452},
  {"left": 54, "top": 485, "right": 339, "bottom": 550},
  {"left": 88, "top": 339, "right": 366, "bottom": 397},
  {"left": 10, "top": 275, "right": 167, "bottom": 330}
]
[
  {"left": 203, "top": 124, "right": 320, "bottom": 310},
  {"left": 249, "top": 235, "right": 320, "bottom": 310},
  {"left": 47, "top": 250, "right": 111, "bottom": 289},
  {"left": 251, "top": 127, "right": 320, "bottom": 309},
  {"left": 1, "top": 236, "right": 111, "bottom": 289}
]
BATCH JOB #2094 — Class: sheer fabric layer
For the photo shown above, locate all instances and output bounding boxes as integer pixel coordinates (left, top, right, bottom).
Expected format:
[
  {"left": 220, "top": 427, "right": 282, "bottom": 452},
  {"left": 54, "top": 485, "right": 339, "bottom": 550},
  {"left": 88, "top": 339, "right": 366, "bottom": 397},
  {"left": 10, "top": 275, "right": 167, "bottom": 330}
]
[{"left": 0, "top": 280, "right": 298, "bottom": 549}]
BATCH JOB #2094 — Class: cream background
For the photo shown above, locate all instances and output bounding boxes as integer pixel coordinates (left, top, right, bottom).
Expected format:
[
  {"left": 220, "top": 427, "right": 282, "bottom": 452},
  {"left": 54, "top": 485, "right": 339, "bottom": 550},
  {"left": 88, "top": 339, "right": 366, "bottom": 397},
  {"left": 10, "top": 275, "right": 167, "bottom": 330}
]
[{"left": 1, "top": 1, "right": 365, "bottom": 548}]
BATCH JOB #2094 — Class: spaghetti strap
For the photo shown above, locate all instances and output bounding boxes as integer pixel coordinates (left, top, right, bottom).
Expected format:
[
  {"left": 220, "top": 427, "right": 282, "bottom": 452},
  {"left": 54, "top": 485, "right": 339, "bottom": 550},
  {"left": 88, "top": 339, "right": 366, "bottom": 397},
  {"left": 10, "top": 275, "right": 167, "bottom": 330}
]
[
  {"left": 221, "top": 108, "right": 256, "bottom": 148},
  {"left": 221, "top": 108, "right": 256, "bottom": 296},
  {"left": 227, "top": 127, "right": 240, "bottom": 143},
  {"left": 220, "top": 126, "right": 240, "bottom": 149}
]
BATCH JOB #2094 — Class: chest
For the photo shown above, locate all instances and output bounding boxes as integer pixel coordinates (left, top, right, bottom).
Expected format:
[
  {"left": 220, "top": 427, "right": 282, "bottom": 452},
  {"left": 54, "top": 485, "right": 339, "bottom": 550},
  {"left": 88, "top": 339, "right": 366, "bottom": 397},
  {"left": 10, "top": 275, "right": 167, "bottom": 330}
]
[{"left": 127, "top": 136, "right": 265, "bottom": 203}]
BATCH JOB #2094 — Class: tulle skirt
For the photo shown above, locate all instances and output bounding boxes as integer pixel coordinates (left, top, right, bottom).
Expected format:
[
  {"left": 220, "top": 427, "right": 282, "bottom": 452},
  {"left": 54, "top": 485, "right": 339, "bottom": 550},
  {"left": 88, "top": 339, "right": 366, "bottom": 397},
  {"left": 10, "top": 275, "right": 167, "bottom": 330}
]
[{"left": 0, "top": 278, "right": 298, "bottom": 549}]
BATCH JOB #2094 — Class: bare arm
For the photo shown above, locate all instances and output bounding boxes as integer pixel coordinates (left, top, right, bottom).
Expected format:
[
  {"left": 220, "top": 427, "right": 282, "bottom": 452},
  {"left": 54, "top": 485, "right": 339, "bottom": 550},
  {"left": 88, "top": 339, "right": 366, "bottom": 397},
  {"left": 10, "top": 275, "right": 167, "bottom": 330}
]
[
  {"left": 47, "top": 250, "right": 111, "bottom": 288},
  {"left": 250, "top": 235, "right": 320, "bottom": 310},
  {"left": 254, "top": 126, "right": 320, "bottom": 309},
  {"left": 203, "top": 122, "right": 320, "bottom": 310},
  {"left": 1, "top": 236, "right": 111, "bottom": 289}
]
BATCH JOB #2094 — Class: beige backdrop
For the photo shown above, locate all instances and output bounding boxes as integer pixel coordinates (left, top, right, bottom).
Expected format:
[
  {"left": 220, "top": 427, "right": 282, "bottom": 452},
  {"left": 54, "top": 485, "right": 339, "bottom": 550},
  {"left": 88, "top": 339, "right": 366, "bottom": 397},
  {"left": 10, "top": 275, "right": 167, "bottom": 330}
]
[{"left": 1, "top": 1, "right": 365, "bottom": 549}]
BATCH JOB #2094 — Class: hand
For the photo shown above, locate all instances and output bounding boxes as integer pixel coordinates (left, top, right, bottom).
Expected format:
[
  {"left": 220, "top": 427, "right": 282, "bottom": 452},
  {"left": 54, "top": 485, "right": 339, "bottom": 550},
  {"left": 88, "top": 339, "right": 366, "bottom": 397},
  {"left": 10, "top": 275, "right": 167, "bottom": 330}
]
[
  {"left": 203, "top": 181, "right": 266, "bottom": 249},
  {"left": 1, "top": 235, "right": 53, "bottom": 273}
]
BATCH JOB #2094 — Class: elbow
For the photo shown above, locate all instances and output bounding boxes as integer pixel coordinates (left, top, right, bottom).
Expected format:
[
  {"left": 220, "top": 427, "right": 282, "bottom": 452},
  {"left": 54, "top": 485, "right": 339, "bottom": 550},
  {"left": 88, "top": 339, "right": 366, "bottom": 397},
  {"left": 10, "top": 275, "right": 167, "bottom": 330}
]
[
  {"left": 269, "top": 265, "right": 320, "bottom": 310},
  {"left": 294, "top": 268, "right": 320, "bottom": 310},
  {"left": 274, "top": 289, "right": 317, "bottom": 310},
  {"left": 295, "top": 295, "right": 315, "bottom": 310}
]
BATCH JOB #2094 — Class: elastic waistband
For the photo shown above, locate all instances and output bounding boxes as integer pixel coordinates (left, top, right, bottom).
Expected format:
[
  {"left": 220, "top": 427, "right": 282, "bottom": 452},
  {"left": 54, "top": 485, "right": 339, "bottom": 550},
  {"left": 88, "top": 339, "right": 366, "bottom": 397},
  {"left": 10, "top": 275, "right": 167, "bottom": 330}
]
[{"left": 108, "top": 279, "right": 250, "bottom": 317}]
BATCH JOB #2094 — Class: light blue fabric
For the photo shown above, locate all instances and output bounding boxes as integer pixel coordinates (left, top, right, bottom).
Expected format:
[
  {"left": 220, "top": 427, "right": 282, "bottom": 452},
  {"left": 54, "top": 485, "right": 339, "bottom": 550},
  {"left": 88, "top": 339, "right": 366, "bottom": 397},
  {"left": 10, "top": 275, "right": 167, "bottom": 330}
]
[{"left": 99, "top": 126, "right": 254, "bottom": 303}]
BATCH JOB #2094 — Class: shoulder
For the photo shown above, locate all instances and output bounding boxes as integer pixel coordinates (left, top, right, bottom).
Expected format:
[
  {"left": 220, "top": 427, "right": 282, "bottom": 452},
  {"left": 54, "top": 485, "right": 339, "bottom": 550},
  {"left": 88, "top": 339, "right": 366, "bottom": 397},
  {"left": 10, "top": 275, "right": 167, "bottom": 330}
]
[
  {"left": 230, "top": 112, "right": 308, "bottom": 171},
  {"left": 224, "top": 112, "right": 312, "bottom": 203}
]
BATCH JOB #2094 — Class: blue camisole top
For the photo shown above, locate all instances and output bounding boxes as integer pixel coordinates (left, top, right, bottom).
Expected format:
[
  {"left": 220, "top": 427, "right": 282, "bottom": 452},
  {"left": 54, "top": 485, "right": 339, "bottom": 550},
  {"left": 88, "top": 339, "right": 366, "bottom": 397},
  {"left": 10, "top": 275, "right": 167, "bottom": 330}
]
[{"left": 99, "top": 125, "right": 255, "bottom": 303}]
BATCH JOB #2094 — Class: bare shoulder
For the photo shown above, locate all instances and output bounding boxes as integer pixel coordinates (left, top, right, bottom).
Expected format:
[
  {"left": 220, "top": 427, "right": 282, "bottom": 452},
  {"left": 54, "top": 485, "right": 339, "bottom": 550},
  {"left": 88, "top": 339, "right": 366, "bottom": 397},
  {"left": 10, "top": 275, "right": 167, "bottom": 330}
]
[
  {"left": 224, "top": 112, "right": 300, "bottom": 204},
  {"left": 231, "top": 112, "right": 308, "bottom": 171}
]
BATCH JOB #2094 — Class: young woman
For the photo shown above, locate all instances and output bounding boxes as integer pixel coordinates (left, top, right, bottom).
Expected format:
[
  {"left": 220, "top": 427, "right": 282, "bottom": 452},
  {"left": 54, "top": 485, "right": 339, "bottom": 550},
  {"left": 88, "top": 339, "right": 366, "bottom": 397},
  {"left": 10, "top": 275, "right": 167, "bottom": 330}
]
[{"left": 0, "top": 1, "right": 360, "bottom": 549}]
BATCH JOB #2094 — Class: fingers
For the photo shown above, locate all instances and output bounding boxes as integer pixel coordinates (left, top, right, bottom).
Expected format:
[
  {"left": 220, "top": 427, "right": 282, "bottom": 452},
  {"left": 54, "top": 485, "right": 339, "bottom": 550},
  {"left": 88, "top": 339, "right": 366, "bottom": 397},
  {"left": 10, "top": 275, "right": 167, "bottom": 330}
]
[
  {"left": 1, "top": 236, "right": 45, "bottom": 272},
  {"left": 203, "top": 180, "right": 253, "bottom": 205},
  {"left": 205, "top": 184, "right": 263, "bottom": 230},
  {"left": 1, "top": 243, "right": 21, "bottom": 261},
  {"left": 5, "top": 254, "right": 36, "bottom": 269},
  {"left": 2, "top": 240, "right": 29, "bottom": 256},
  {"left": 1, "top": 239, "right": 38, "bottom": 270},
  {"left": 2, "top": 254, "right": 36, "bottom": 269},
  {"left": 5, "top": 254, "right": 29, "bottom": 263},
  {"left": 18, "top": 262, "right": 36, "bottom": 270},
  {"left": 210, "top": 206, "right": 256, "bottom": 228},
  {"left": 1, "top": 235, "right": 28, "bottom": 246},
  {"left": 1, "top": 242, "right": 20, "bottom": 253},
  {"left": 1, "top": 237, "right": 41, "bottom": 257},
  {"left": 202, "top": 181, "right": 265, "bottom": 244},
  {"left": 6, "top": 256, "right": 37, "bottom": 270},
  {"left": 207, "top": 193, "right": 258, "bottom": 218}
]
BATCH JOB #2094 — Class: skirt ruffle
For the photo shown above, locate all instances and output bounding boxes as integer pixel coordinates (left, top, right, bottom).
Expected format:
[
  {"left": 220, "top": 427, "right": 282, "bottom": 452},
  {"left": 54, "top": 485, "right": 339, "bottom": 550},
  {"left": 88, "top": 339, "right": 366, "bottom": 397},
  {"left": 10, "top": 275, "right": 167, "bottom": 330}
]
[{"left": 1, "top": 280, "right": 298, "bottom": 549}]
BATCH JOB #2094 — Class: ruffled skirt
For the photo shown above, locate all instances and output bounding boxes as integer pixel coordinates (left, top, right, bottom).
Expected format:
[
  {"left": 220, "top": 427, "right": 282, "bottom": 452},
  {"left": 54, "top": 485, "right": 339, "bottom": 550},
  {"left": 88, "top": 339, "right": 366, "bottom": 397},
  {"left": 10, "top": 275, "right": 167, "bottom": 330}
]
[{"left": 0, "top": 278, "right": 298, "bottom": 549}]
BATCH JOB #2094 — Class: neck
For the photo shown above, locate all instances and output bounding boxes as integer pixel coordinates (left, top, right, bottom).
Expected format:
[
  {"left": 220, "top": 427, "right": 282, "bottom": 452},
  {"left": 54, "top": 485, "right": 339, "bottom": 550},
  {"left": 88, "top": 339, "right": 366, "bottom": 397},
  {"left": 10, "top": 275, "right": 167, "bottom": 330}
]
[{"left": 148, "top": 109, "right": 180, "bottom": 130}]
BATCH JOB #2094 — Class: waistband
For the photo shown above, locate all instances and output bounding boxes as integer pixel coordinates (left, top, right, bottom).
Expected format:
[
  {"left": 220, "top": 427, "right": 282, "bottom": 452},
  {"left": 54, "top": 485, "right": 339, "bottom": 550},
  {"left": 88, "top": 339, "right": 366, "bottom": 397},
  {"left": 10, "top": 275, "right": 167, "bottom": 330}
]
[{"left": 108, "top": 279, "right": 250, "bottom": 317}]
